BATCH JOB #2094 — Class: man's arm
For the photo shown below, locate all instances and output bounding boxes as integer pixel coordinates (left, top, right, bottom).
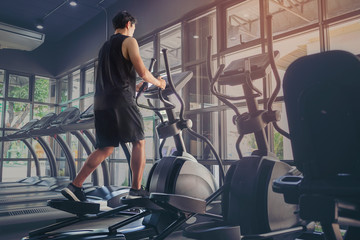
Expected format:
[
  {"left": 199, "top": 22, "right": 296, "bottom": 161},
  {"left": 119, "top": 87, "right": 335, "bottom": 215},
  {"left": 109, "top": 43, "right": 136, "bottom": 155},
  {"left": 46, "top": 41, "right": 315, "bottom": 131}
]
[{"left": 125, "top": 37, "right": 166, "bottom": 89}]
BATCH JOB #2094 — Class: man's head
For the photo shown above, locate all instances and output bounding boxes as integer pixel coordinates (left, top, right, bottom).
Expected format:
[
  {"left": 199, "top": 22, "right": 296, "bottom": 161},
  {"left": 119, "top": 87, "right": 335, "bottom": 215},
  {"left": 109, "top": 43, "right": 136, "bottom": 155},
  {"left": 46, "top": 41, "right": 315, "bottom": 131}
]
[{"left": 112, "top": 11, "right": 136, "bottom": 35}]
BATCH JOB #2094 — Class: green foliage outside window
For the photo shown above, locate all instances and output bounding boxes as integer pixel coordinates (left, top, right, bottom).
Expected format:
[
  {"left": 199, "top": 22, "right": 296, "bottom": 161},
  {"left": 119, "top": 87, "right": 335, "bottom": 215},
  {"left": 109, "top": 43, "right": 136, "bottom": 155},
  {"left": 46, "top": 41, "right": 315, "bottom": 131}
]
[
  {"left": 274, "top": 132, "right": 284, "bottom": 160},
  {"left": 9, "top": 84, "right": 29, "bottom": 99}
]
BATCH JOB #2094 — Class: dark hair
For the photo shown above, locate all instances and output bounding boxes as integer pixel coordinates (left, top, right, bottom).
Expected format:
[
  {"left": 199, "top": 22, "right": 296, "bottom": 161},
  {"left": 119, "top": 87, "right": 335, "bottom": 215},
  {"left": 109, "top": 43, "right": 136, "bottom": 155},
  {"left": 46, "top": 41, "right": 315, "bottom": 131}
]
[{"left": 112, "top": 11, "right": 136, "bottom": 29}]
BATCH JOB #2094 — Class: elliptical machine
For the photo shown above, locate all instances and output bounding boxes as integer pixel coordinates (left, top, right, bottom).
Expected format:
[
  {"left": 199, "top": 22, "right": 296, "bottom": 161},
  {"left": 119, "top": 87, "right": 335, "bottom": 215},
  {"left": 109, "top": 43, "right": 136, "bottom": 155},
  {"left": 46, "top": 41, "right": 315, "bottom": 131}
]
[
  {"left": 24, "top": 49, "right": 223, "bottom": 240},
  {"left": 183, "top": 15, "right": 307, "bottom": 240}
]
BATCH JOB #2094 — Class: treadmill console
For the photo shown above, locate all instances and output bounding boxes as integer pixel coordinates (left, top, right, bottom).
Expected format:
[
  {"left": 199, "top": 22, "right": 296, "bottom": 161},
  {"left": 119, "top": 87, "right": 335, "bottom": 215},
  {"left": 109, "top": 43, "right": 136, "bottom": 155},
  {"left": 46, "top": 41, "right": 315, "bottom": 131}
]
[
  {"left": 50, "top": 107, "right": 80, "bottom": 126},
  {"left": 32, "top": 112, "right": 57, "bottom": 130},
  {"left": 80, "top": 104, "right": 94, "bottom": 119}
]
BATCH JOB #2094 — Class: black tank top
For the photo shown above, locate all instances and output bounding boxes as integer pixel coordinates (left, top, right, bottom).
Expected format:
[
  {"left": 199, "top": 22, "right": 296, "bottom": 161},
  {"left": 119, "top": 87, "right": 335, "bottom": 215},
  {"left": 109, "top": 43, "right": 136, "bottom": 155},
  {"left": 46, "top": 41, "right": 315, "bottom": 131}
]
[{"left": 94, "top": 34, "right": 136, "bottom": 110}]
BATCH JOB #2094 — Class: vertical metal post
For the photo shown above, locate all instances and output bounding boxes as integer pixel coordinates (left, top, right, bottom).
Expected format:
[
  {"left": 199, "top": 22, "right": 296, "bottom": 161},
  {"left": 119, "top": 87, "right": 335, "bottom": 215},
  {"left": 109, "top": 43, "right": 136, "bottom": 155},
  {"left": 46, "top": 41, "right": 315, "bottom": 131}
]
[{"left": 318, "top": 0, "right": 328, "bottom": 52}]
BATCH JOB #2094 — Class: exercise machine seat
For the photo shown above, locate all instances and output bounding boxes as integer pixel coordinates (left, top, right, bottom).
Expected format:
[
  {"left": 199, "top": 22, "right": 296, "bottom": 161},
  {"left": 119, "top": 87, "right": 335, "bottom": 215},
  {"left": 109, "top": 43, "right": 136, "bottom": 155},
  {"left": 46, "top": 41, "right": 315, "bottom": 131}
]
[{"left": 275, "top": 50, "right": 360, "bottom": 239}]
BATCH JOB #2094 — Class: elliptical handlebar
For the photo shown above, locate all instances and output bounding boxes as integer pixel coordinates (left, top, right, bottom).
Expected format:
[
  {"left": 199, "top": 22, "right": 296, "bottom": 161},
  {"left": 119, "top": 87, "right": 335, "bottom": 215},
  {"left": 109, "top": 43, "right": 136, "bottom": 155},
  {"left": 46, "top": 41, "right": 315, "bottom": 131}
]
[
  {"left": 206, "top": 36, "right": 241, "bottom": 116},
  {"left": 135, "top": 58, "right": 176, "bottom": 112},
  {"left": 266, "top": 15, "right": 290, "bottom": 139},
  {"left": 162, "top": 49, "right": 186, "bottom": 121},
  {"left": 162, "top": 48, "right": 225, "bottom": 182}
]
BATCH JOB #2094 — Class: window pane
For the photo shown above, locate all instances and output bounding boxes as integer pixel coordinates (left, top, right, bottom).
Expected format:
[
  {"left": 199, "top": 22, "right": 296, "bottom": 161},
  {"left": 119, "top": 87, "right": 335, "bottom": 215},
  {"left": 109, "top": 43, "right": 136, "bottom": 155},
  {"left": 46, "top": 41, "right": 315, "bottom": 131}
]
[
  {"left": 85, "top": 68, "right": 94, "bottom": 94},
  {"left": 3, "top": 131, "right": 29, "bottom": 159},
  {"left": 270, "top": 0, "right": 318, "bottom": 35},
  {"left": 160, "top": 24, "right": 182, "bottom": 71},
  {"left": 186, "top": 10, "right": 217, "bottom": 62},
  {"left": 186, "top": 63, "right": 217, "bottom": 110},
  {"left": 0, "top": 100, "right": 3, "bottom": 127},
  {"left": 31, "top": 160, "right": 51, "bottom": 176},
  {"left": 2, "top": 160, "right": 28, "bottom": 182},
  {"left": 326, "top": 0, "right": 360, "bottom": 19},
  {"left": 5, "top": 101, "right": 31, "bottom": 128},
  {"left": 84, "top": 97, "right": 94, "bottom": 110},
  {"left": 60, "top": 76, "right": 68, "bottom": 103},
  {"left": 139, "top": 42, "right": 154, "bottom": 71},
  {"left": 186, "top": 64, "right": 202, "bottom": 110},
  {"left": 273, "top": 102, "right": 293, "bottom": 160},
  {"left": 32, "top": 139, "right": 46, "bottom": 159},
  {"left": 35, "top": 76, "right": 56, "bottom": 103},
  {"left": 0, "top": 69, "right": 4, "bottom": 97},
  {"left": 227, "top": 1, "right": 260, "bottom": 48},
  {"left": 161, "top": 137, "right": 176, "bottom": 157},
  {"left": 110, "top": 162, "right": 130, "bottom": 186},
  {"left": 329, "top": 18, "right": 360, "bottom": 54},
  {"left": 223, "top": 47, "right": 263, "bottom": 104},
  {"left": 186, "top": 112, "right": 219, "bottom": 161},
  {"left": 69, "top": 134, "right": 79, "bottom": 161},
  {"left": 72, "top": 70, "right": 81, "bottom": 100},
  {"left": 34, "top": 104, "right": 55, "bottom": 119},
  {"left": 71, "top": 100, "right": 80, "bottom": 109},
  {"left": 272, "top": 30, "right": 320, "bottom": 96},
  {"left": 225, "top": 108, "right": 257, "bottom": 159},
  {"left": 8, "top": 74, "right": 29, "bottom": 99}
]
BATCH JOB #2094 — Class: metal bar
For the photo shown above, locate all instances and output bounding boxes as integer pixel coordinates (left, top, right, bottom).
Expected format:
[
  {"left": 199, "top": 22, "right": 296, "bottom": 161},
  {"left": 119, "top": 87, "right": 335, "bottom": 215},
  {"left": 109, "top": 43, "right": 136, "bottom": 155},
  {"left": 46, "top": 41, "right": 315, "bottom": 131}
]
[
  {"left": 22, "top": 139, "right": 41, "bottom": 176},
  {"left": 108, "top": 210, "right": 151, "bottom": 232}
]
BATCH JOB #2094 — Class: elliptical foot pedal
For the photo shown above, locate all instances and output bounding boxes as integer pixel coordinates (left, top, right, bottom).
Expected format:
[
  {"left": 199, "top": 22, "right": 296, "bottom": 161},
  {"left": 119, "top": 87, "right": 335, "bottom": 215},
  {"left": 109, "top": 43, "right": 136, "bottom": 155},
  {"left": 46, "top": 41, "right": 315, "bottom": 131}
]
[
  {"left": 184, "top": 221, "right": 241, "bottom": 240},
  {"left": 48, "top": 199, "right": 100, "bottom": 215},
  {"left": 121, "top": 197, "right": 163, "bottom": 211}
]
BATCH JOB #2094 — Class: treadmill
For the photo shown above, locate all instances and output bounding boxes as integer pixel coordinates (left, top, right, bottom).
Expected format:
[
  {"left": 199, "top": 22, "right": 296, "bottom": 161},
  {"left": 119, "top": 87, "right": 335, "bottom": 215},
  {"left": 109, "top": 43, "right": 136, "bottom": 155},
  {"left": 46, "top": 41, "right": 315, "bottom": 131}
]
[
  {"left": 0, "top": 108, "right": 103, "bottom": 226},
  {"left": 0, "top": 119, "right": 51, "bottom": 188},
  {"left": 0, "top": 113, "right": 70, "bottom": 196}
]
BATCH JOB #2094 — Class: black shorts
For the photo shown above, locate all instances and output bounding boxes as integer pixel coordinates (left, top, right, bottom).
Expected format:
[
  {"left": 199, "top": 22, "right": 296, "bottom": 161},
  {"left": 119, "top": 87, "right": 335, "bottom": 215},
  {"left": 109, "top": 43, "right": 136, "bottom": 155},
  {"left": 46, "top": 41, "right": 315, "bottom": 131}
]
[{"left": 94, "top": 105, "right": 144, "bottom": 149}]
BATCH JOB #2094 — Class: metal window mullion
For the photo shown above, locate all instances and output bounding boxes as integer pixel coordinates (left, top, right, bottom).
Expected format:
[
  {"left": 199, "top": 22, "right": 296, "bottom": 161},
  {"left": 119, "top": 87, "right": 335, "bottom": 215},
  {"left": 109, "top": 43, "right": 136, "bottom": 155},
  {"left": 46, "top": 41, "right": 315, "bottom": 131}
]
[{"left": 318, "top": 0, "right": 327, "bottom": 52}]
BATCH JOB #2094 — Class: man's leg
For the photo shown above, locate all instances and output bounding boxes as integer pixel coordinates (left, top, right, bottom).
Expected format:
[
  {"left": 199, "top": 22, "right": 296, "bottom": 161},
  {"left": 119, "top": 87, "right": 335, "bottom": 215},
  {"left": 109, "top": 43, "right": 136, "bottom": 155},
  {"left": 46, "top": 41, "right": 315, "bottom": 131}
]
[
  {"left": 130, "top": 140, "right": 146, "bottom": 190},
  {"left": 72, "top": 146, "right": 114, "bottom": 187}
]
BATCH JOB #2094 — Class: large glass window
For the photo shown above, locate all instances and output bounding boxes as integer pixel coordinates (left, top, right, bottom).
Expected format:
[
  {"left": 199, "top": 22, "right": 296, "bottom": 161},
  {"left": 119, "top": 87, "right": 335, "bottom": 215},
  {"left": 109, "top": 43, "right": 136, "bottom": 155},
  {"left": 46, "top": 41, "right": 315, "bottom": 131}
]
[
  {"left": 34, "top": 76, "right": 57, "bottom": 103},
  {"left": 5, "top": 101, "right": 31, "bottom": 129},
  {"left": 160, "top": 24, "right": 182, "bottom": 71},
  {"left": 227, "top": 1, "right": 260, "bottom": 48},
  {"left": 8, "top": 74, "right": 29, "bottom": 99},
  {"left": 185, "top": 10, "right": 217, "bottom": 111},
  {"left": 186, "top": 10, "right": 217, "bottom": 62},
  {"left": 0, "top": 69, "right": 4, "bottom": 97}
]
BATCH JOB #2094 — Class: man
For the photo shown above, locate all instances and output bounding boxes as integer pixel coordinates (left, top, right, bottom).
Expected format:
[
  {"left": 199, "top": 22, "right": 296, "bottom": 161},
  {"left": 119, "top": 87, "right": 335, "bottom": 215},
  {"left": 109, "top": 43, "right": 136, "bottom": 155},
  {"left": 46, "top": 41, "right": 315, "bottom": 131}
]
[{"left": 61, "top": 11, "right": 166, "bottom": 201}]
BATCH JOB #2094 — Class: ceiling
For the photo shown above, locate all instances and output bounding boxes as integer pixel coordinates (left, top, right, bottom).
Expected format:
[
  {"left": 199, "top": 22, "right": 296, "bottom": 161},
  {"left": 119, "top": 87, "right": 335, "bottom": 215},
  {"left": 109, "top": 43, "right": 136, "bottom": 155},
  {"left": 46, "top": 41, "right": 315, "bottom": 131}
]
[{"left": 0, "top": 0, "right": 117, "bottom": 43}]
